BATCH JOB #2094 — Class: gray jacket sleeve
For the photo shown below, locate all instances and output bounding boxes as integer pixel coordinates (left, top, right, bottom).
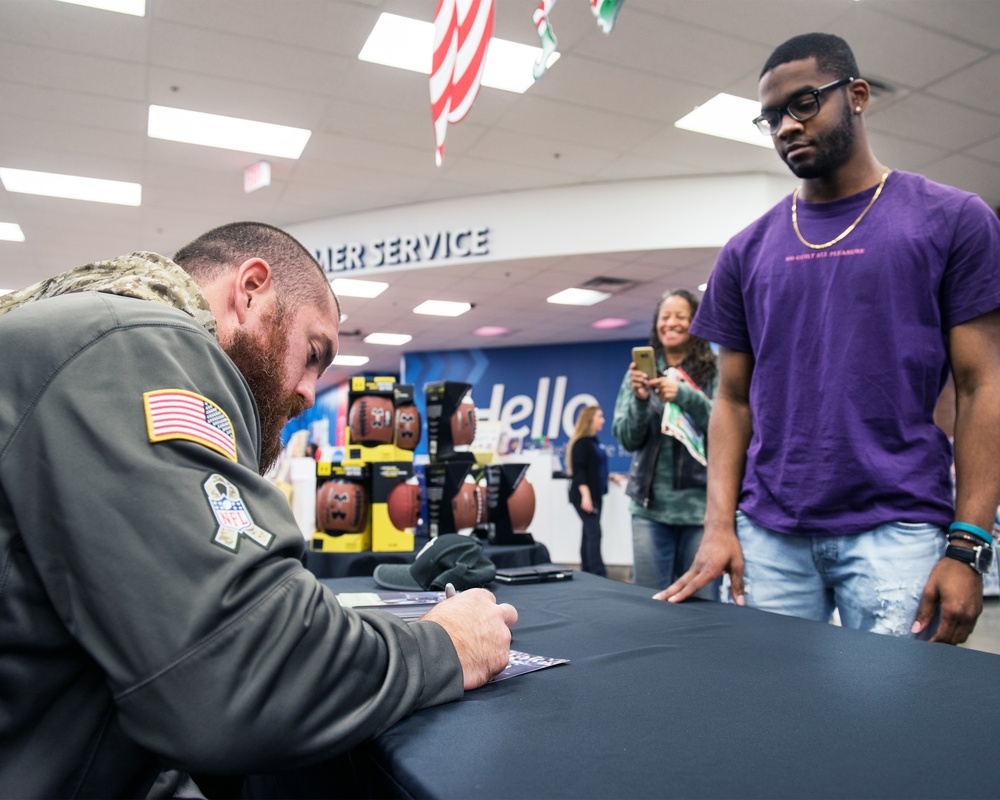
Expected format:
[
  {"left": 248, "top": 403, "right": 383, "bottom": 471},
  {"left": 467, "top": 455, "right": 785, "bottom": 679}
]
[{"left": 2, "top": 294, "right": 462, "bottom": 774}]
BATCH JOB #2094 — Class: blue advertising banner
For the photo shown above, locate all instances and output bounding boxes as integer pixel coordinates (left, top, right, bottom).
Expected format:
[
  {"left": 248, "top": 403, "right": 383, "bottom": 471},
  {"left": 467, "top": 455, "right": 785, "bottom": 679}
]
[{"left": 403, "top": 339, "right": 645, "bottom": 473}]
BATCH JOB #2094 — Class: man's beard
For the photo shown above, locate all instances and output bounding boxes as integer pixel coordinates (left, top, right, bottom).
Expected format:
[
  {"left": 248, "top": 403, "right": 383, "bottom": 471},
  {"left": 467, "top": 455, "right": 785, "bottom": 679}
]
[
  {"left": 782, "top": 102, "right": 855, "bottom": 180},
  {"left": 223, "top": 308, "right": 306, "bottom": 475}
]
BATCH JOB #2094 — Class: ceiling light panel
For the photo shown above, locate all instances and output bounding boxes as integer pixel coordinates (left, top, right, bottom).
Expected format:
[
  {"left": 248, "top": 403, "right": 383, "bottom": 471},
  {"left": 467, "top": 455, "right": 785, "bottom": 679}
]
[
  {"left": 674, "top": 93, "right": 772, "bottom": 149},
  {"left": 364, "top": 332, "right": 413, "bottom": 346},
  {"left": 413, "top": 300, "right": 472, "bottom": 317},
  {"left": 592, "top": 318, "right": 630, "bottom": 329},
  {"left": 333, "top": 355, "right": 370, "bottom": 367},
  {"left": 0, "top": 168, "right": 141, "bottom": 206},
  {"left": 148, "top": 105, "right": 311, "bottom": 159},
  {"left": 56, "top": 0, "right": 145, "bottom": 15},
  {"left": 359, "top": 12, "right": 557, "bottom": 95},
  {"left": 331, "top": 278, "right": 389, "bottom": 298},
  {"left": 0, "top": 223, "right": 26, "bottom": 242},
  {"left": 547, "top": 288, "right": 611, "bottom": 306}
]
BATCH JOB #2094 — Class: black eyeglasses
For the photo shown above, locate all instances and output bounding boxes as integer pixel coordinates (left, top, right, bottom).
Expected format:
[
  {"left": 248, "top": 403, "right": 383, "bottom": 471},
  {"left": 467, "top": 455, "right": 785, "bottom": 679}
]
[{"left": 752, "top": 77, "right": 854, "bottom": 136}]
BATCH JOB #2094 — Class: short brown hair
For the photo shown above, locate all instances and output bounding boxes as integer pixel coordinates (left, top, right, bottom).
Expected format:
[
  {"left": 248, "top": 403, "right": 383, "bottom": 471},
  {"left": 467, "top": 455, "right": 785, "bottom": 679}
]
[{"left": 174, "top": 221, "right": 337, "bottom": 314}]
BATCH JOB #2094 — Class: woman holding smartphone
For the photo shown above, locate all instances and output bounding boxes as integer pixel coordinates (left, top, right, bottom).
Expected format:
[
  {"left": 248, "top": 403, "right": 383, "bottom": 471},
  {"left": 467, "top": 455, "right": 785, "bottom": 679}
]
[
  {"left": 566, "top": 405, "right": 609, "bottom": 576},
  {"left": 612, "top": 289, "right": 720, "bottom": 598}
]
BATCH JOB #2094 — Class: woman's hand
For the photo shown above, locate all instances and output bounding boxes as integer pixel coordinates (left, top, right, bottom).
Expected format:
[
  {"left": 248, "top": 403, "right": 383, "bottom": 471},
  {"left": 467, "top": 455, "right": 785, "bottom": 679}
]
[
  {"left": 643, "top": 375, "right": 677, "bottom": 403},
  {"left": 628, "top": 362, "right": 651, "bottom": 401},
  {"left": 657, "top": 374, "right": 680, "bottom": 402}
]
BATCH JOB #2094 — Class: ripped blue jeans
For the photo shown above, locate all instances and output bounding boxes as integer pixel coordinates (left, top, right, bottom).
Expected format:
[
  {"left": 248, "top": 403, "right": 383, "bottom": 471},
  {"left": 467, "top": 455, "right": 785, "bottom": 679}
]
[{"left": 735, "top": 511, "right": 946, "bottom": 638}]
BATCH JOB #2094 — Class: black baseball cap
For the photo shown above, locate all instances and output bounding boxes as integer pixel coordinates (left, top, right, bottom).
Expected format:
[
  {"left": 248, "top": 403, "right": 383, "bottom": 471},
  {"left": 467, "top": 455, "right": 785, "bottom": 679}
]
[{"left": 373, "top": 534, "right": 496, "bottom": 591}]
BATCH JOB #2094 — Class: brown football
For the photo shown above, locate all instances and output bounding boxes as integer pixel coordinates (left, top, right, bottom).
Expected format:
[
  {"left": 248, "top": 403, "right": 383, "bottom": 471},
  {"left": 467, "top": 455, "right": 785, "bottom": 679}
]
[
  {"left": 394, "top": 404, "right": 422, "bottom": 451},
  {"left": 348, "top": 395, "right": 395, "bottom": 446},
  {"left": 387, "top": 481, "right": 422, "bottom": 530},
  {"left": 316, "top": 480, "right": 368, "bottom": 533},
  {"left": 450, "top": 397, "right": 477, "bottom": 446},
  {"left": 451, "top": 478, "right": 484, "bottom": 531},
  {"left": 507, "top": 477, "right": 535, "bottom": 532}
]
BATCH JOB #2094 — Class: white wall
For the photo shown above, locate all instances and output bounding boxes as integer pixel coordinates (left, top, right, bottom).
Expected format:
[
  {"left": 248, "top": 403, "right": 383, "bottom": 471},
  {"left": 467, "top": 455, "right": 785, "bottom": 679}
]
[
  {"left": 287, "top": 173, "right": 796, "bottom": 278},
  {"left": 506, "top": 452, "right": 632, "bottom": 568}
]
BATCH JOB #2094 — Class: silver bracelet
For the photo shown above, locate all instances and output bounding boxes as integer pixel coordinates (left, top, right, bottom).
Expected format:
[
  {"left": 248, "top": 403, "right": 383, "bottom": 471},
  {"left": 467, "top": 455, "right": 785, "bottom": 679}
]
[{"left": 947, "top": 531, "right": 992, "bottom": 549}]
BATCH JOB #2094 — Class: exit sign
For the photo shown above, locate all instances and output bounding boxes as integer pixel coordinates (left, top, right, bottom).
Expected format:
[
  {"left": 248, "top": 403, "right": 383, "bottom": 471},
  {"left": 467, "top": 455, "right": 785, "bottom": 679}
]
[{"left": 244, "top": 160, "right": 271, "bottom": 193}]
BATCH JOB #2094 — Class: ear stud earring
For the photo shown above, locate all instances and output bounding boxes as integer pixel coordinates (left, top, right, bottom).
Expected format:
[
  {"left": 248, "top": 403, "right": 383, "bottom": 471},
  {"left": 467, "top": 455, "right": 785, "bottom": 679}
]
[{"left": 855, "top": 106, "right": 862, "bottom": 113}]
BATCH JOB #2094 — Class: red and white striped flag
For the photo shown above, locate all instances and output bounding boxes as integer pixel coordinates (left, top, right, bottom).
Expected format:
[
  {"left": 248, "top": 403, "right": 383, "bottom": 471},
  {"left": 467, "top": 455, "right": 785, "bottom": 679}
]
[
  {"left": 430, "top": 0, "right": 494, "bottom": 166},
  {"left": 144, "top": 389, "right": 238, "bottom": 462}
]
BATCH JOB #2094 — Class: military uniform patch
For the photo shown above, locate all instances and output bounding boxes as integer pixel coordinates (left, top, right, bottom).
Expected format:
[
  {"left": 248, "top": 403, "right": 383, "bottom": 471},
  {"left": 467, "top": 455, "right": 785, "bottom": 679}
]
[
  {"left": 203, "top": 473, "right": 274, "bottom": 552},
  {"left": 144, "top": 389, "right": 237, "bottom": 461}
]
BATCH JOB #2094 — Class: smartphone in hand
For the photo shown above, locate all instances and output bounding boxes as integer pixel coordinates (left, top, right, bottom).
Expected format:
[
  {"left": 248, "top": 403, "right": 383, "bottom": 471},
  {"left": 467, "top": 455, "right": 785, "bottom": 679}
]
[{"left": 632, "top": 346, "right": 657, "bottom": 379}]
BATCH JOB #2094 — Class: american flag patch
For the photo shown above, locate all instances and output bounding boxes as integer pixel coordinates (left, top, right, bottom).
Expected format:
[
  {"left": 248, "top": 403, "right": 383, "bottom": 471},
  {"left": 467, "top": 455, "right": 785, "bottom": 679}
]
[{"left": 144, "top": 389, "right": 237, "bottom": 461}]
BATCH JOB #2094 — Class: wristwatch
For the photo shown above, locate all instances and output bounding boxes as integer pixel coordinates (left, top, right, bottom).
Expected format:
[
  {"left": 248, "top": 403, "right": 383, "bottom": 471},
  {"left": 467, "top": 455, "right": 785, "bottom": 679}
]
[{"left": 945, "top": 542, "right": 993, "bottom": 575}]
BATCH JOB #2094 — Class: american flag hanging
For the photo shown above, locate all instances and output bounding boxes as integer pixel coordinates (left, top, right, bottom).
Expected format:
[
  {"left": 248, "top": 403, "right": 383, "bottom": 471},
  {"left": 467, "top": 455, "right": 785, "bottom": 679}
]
[{"left": 430, "top": 0, "right": 494, "bottom": 166}]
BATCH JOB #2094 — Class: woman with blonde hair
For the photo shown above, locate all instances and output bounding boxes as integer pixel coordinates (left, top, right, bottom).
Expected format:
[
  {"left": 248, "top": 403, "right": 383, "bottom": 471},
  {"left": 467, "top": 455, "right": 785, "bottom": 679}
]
[{"left": 567, "top": 405, "right": 609, "bottom": 576}]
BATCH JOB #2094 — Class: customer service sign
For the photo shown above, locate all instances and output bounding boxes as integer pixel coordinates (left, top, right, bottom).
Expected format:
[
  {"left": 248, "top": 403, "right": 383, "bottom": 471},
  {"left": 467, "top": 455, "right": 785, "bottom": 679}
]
[{"left": 313, "top": 226, "right": 490, "bottom": 274}]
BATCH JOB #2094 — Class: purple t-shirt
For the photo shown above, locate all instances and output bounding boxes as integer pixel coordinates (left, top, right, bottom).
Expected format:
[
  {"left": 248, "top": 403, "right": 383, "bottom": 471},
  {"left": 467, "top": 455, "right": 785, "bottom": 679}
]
[{"left": 692, "top": 170, "right": 1000, "bottom": 536}]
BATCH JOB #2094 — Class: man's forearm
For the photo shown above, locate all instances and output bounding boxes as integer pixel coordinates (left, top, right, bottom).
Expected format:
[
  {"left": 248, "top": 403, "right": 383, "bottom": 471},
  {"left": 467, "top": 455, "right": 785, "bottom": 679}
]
[
  {"left": 953, "top": 382, "right": 1000, "bottom": 531},
  {"left": 950, "top": 310, "right": 1000, "bottom": 533},
  {"left": 703, "top": 395, "right": 752, "bottom": 532}
]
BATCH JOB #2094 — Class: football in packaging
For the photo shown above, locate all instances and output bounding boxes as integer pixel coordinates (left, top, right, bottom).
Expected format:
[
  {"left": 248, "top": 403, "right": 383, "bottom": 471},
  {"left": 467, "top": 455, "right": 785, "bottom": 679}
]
[
  {"left": 507, "top": 478, "right": 536, "bottom": 532},
  {"left": 451, "top": 475, "right": 485, "bottom": 530},
  {"left": 316, "top": 479, "right": 368, "bottom": 533},
  {"left": 394, "top": 403, "right": 422, "bottom": 451},
  {"left": 450, "top": 396, "right": 477, "bottom": 447},
  {"left": 348, "top": 395, "right": 395, "bottom": 446},
  {"left": 387, "top": 480, "right": 422, "bottom": 530}
]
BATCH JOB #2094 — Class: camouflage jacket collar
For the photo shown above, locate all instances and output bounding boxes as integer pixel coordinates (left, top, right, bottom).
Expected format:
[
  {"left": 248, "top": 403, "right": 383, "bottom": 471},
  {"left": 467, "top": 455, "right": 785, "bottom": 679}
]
[{"left": 0, "top": 251, "right": 218, "bottom": 338}]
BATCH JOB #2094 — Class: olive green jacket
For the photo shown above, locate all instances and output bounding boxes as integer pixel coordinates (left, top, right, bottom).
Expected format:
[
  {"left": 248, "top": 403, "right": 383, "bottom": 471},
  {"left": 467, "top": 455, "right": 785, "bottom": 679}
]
[{"left": 0, "top": 255, "right": 462, "bottom": 798}]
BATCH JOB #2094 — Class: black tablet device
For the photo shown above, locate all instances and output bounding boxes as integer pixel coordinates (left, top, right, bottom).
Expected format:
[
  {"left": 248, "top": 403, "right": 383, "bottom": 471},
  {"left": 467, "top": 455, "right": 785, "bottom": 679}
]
[{"left": 494, "top": 566, "right": 574, "bottom": 584}]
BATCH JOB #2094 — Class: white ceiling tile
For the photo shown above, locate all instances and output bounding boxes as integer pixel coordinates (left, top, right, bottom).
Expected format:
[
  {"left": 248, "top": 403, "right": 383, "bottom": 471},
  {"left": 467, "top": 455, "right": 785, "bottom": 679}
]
[
  {"left": 874, "top": 0, "right": 1000, "bottom": 51},
  {"left": 0, "top": 0, "right": 996, "bottom": 381},
  {"left": 866, "top": 93, "right": 1000, "bottom": 151},
  {"left": 921, "top": 154, "right": 1000, "bottom": 209},
  {"left": 830, "top": 6, "right": 989, "bottom": 89},
  {"left": 925, "top": 54, "right": 1000, "bottom": 112},
  {"left": 967, "top": 135, "right": 1000, "bottom": 167}
]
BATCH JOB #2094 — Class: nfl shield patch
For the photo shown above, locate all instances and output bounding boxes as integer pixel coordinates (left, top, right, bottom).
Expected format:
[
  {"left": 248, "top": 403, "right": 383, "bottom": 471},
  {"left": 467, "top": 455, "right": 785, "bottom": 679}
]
[{"left": 203, "top": 473, "right": 274, "bottom": 552}]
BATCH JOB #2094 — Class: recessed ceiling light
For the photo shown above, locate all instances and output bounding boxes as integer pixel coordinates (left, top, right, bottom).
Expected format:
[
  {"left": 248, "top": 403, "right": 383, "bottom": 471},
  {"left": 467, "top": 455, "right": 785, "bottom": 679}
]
[
  {"left": 474, "top": 325, "right": 510, "bottom": 337},
  {"left": 359, "top": 12, "right": 557, "bottom": 95},
  {"left": 333, "top": 355, "right": 370, "bottom": 367},
  {"left": 413, "top": 300, "right": 472, "bottom": 317},
  {"left": 592, "top": 317, "right": 630, "bottom": 330},
  {"left": 547, "top": 288, "right": 612, "bottom": 306},
  {"left": 0, "top": 223, "right": 26, "bottom": 242},
  {"left": 674, "top": 93, "right": 772, "bottom": 149},
  {"left": 481, "top": 38, "right": 559, "bottom": 93},
  {"left": 148, "top": 105, "right": 311, "bottom": 159},
  {"left": 0, "top": 167, "right": 141, "bottom": 206},
  {"left": 331, "top": 278, "right": 389, "bottom": 298},
  {"left": 364, "top": 332, "right": 413, "bottom": 346},
  {"left": 56, "top": 0, "right": 145, "bottom": 16}
]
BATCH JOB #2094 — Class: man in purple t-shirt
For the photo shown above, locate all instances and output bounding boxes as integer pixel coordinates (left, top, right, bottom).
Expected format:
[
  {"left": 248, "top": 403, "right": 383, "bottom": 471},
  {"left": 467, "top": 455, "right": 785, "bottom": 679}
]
[{"left": 657, "top": 33, "right": 1000, "bottom": 645}]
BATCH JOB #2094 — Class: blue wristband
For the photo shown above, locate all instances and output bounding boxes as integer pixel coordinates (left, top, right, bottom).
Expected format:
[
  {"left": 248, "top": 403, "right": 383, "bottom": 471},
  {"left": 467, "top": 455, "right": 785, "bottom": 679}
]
[{"left": 948, "top": 521, "right": 993, "bottom": 546}]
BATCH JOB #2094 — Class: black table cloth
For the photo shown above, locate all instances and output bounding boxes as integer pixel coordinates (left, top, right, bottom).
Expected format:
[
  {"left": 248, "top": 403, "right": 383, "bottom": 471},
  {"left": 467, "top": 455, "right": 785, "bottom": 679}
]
[{"left": 296, "top": 571, "right": 1000, "bottom": 800}]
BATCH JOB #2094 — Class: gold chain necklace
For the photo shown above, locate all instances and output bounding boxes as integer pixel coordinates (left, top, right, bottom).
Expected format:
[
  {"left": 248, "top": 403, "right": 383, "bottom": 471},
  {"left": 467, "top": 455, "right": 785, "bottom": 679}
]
[{"left": 792, "top": 169, "right": 891, "bottom": 250}]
